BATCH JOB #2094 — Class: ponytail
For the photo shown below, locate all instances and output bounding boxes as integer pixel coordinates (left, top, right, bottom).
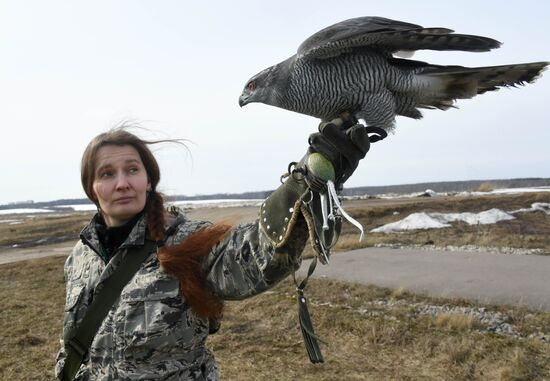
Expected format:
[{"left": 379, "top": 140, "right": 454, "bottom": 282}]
[{"left": 145, "top": 190, "right": 166, "bottom": 242}]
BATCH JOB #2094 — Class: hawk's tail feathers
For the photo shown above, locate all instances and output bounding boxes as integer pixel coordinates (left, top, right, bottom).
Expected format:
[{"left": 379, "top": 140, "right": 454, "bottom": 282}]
[
  {"left": 422, "top": 61, "right": 548, "bottom": 98},
  {"left": 411, "top": 61, "right": 548, "bottom": 112}
]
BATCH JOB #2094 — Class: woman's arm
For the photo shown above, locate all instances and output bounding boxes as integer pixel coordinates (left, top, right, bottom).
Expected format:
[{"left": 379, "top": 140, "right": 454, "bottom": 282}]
[
  {"left": 203, "top": 118, "right": 376, "bottom": 300},
  {"left": 203, "top": 173, "right": 313, "bottom": 300}
]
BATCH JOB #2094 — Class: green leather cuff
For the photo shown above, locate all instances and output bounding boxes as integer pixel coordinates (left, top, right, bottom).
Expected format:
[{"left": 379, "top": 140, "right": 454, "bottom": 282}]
[{"left": 260, "top": 170, "right": 342, "bottom": 264}]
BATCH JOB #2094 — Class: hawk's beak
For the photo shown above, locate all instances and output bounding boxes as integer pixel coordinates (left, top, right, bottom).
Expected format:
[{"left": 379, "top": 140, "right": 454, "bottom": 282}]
[{"left": 238, "top": 94, "right": 247, "bottom": 108}]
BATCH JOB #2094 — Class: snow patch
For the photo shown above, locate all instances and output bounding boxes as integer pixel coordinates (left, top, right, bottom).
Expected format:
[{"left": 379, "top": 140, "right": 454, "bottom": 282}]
[
  {"left": 509, "top": 202, "right": 550, "bottom": 215},
  {"left": 371, "top": 213, "right": 450, "bottom": 233},
  {"left": 453, "top": 186, "right": 550, "bottom": 197},
  {"left": 369, "top": 186, "right": 550, "bottom": 200},
  {"left": 0, "top": 219, "right": 22, "bottom": 224},
  {"left": 0, "top": 208, "right": 54, "bottom": 215},
  {"left": 435, "top": 209, "right": 516, "bottom": 225},
  {"left": 372, "top": 208, "right": 516, "bottom": 233}
]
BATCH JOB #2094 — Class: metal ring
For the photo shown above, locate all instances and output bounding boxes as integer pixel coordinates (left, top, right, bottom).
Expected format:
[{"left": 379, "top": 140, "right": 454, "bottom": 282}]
[
  {"left": 287, "top": 161, "right": 297, "bottom": 174},
  {"left": 302, "top": 190, "right": 314, "bottom": 205}
]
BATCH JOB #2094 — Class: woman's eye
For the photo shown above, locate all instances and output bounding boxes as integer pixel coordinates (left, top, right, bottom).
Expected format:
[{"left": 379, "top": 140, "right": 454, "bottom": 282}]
[
  {"left": 99, "top": 171, "right": 113, "bottom": 178},
  {"left": 128, "top": 167, "right": 139, "bottom": 174}
]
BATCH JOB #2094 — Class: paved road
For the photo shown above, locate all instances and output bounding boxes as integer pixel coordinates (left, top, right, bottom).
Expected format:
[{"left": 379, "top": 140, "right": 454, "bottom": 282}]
[
  {"left": 298, "top": 247, "right": 550, "bottom": 311},
  {"left": 3, "top": 243, "right": 549, "bottom": 311}
]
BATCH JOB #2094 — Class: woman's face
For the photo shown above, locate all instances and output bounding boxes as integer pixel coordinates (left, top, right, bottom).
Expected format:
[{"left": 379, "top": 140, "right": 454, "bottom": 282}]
[{"left": 92, "top": 144, "right": 151, "bottom": 227}]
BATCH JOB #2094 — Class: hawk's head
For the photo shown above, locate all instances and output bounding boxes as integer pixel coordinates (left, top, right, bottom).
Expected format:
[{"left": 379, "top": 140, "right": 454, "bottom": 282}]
[
  {"left": 239, "top": 57, "right": 294, "bottom": 108},
  {"left": 239, "top": 67, "right": 276, "bottom": 107}
]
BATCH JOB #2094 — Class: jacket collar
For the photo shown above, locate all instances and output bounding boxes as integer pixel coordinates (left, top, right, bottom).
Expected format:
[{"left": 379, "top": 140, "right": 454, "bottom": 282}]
[{"left": 80, "top": 212, "right": 149, "bottom": 261}]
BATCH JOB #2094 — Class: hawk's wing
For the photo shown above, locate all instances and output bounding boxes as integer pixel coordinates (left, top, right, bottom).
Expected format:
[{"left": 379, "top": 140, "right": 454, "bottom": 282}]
[{"left": 297, "top": 16, "right": 501, "bottom": 60}]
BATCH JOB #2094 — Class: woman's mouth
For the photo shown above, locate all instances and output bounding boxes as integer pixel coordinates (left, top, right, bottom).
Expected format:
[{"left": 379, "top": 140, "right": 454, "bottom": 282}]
[{"left": 114, "top": 196, "right": 134, "bottom": 203}]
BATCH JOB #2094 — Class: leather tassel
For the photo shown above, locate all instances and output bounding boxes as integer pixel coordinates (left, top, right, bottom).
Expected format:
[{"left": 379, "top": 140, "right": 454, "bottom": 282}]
[{"left": 297, "top": 288, "right": 324, "bottom": 363}]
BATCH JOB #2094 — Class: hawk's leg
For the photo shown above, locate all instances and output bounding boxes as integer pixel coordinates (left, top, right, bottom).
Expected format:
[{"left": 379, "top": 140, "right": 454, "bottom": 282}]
[{"left": 325, "top": 110, "right": 388, "bottom": 143}]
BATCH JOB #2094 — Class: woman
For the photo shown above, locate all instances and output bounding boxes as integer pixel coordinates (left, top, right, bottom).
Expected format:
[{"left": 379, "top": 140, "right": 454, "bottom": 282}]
[{"left": 55, "top": 119, "right": 373, "bottom": 380}]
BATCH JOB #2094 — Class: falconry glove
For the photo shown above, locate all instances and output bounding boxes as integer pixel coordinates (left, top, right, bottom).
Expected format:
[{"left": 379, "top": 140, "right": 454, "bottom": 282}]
[
  {"left": 258, "top": 144, "right": 341, "bottom": 365},
  {"left": 308, "top": 117, "right": 378, "bottom": 189},
  {"left": 307, "top": 118, "right": 387, "bottom": 248},
  {"left": 260, "top": 116, "right": 386, "bottom": 264},
  {"left": 259, "top": 159, "right": 339, "bottom": 264},
  {"left": 259, "top": 118, "right": 383, "bottom": 363},
  {"left": 259, "top": 118, "right": 383, "bottom": 364}
]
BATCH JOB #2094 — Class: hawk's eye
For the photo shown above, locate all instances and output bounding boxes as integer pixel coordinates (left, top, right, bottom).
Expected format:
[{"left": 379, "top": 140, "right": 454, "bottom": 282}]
[{"left": 247, "top": 82, "right": 256, "bottom": 91}]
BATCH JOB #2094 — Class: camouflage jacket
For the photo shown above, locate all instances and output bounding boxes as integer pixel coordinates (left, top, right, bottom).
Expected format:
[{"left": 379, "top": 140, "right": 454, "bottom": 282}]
[{"left": 55, "top": 210, "right": 308, "bottom": 381}]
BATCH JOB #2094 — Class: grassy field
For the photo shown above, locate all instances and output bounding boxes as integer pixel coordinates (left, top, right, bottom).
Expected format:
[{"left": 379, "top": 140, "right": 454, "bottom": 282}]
[
  {"left": 0, "top": 256, "right": 549, "bottom": 380},
  {"left": 334, "top": 192, "right": 550, "bottom": 255},
  {"left": 0, "top": 212, "right": 92, "bottom": 247},
  {"left": 1, "top": 192, "right": 549, "bottom": 379}
]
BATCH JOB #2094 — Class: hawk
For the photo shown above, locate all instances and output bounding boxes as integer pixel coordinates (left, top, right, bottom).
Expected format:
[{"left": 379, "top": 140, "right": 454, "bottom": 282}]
[{"left": 239, "top": 16, "right": 548, "bottom": 131}]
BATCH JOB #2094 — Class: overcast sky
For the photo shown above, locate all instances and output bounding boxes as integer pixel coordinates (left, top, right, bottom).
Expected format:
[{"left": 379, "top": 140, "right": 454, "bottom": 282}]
[{"left": 0, "top": 0, "right": 548, "bottom": 204}]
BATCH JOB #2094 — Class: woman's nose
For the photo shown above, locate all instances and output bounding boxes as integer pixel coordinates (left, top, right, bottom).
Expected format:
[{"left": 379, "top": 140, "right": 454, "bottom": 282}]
[{"left": 115, "top": 174, "right": 130, "bottom": 190}]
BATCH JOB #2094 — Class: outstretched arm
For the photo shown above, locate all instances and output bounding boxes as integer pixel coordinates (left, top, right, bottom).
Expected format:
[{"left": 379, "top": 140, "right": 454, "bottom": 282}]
[{"left": 203, "top": 117, "right": 378, "bottom": 300}]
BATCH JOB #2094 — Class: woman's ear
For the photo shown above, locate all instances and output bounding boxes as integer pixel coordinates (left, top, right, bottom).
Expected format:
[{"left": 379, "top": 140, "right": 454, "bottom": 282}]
[{"left": 91, "top": 183, "right": 99, "bottom": 203}]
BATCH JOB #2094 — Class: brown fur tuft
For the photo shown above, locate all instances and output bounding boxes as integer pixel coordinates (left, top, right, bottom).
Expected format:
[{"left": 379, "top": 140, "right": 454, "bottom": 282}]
[{"left": 157, "top": 223, "right": 232, "bottom": 319}]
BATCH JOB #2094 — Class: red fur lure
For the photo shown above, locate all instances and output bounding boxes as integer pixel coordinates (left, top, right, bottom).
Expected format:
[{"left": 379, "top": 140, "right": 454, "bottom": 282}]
[{"left": 158, "top": 224, "right": 232, "bottom": 319}]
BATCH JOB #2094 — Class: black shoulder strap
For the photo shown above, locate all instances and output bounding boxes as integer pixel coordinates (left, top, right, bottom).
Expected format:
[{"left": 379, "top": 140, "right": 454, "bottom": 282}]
[{"left": 61, "top": 240, "right": 157, "bottom": 381}]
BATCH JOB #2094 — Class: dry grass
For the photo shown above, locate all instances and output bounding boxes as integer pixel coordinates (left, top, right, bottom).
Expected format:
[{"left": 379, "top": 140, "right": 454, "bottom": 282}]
[
  {"left": 334, "top": 192, "right": 550, "bottom": 255},
  {"left": 0, "top": 212, "right": 93, "bottom": 247},
  {"left": 497, "top": 346, "right": 546, "bottom": 381},
  {"left": 1, "top": 257, "right": 549, "bottom": 380},
  {"left": 211, "top": 278, "right": 550, "bottom": 380},
  {"left": 435, "top": 313, "right": 476, "bottom": 331},
  {"left": 0, "top": 257, "right": 65, "bottom": 380},
  {"left": 391, "top": 286, "right": 407, "bottom": 300},
  {"left": 477, "top": 182, "right": 495, "bottom": 192},
  {"left": 0, "top": 192, "right": 549, "bottom": 378}
]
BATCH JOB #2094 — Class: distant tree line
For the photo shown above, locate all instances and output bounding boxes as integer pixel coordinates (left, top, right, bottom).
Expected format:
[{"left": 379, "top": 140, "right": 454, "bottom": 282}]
[
  {"left": 340, "top": 177, "right": 550, "bottom": 196},
  {"left": 1, "top": 177, "right": 549, "bottom": 210}
]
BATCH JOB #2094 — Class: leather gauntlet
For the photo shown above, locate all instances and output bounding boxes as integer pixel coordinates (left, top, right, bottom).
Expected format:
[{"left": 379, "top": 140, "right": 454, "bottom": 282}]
[
  {"left": 259, "top": 159, "right": 342, "bottom": 264},
  {"left": 259, "top": 116, "right": 385, "bottom": 264},
  {"left": 258, "top": 117, "right": 384, "bottom": 364}
]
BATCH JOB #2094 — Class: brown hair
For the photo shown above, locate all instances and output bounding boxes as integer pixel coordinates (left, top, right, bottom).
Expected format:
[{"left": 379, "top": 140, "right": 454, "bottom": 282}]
[{"left": 81, "top": 127, "right": 231, "bottom": 318}]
